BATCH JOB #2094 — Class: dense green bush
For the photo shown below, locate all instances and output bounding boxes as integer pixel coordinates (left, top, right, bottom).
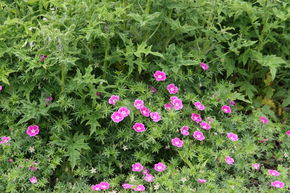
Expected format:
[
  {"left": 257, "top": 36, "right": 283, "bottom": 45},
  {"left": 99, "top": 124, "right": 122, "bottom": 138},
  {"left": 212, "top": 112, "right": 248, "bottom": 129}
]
[{"left": 0, "top": 0, "right": 289, "bottom": 192}]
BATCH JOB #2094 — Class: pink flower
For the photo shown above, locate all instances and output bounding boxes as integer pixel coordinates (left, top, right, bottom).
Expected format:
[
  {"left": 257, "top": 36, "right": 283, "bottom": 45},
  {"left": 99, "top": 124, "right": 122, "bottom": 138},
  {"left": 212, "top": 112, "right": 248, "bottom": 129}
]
[
  {"left": 133, "top": 123, "right": 146, "bottom": 132},
  {"left": 91, "top": 184, "right": 101, "bottom": 191},
  {"left": 197, "top": 179, "right": 207, "bottom": 183},
  {"left": 260, "top": 116, "right": 268, "bottom": 124},
  {"left": 164, "top": 103, "right": 173, "bottom": 110},
  {"left": 29, "top": 176, "right": 37, "bottom": 184},
  {"left": 122, "top": 184, "right": 133, "bottom": 189},
  {"left": 191, "top": 113, "right": 202, "bottom": 123},
  {"left": 225, "top": 156, "right": 234, "bottom": 165},
  {"left": 150, "top": 112, "right": 161, "bottom": 122},
  {"left": 173, "top": 99, "right": 183, "bottom": 110},
  {"left": 154, "top": 71, "right": 166, "bottom": 81},
  {"left": 134, "top": 185, "right": 146, "bottom": 191},
  {"left": 229, "top": 100, "right": 235, "bottom": 106},
  {"left": 140, "top": 106, "right": 150, "bottom": 117},
  {"left": 193, "top": 131, "right": 205, "bottom": 141},
  {"left": 132, "top": 163, "right": 143, "bottom": 172},
  {"left": 39, "top": 55, "right": 47, "bottom": 62},
  {"left": 1, "top": 136, "right": 11, "bottom": 144},
  {"left": 144, "top": 174, "right": 154, "bottom": 182},
  {"left": 170, "top": 96, "right": 179, "bottom": 104},
  {"left": 271, "top": 181, "right": 284, "bottom": 188},
  {"left": 45, "top": 96, "right": 53, "bottom": 102},
  {"left": 171, "top": 137, "right": 183, "bottom": 148},
  {"left": 134, "top": 99, "right": 144, "bottom": 109},
  {"left": 149, "top": 86, "right": 157, "bottom": 94},
  {"left": 194, "top": 102, "right": 205, "bottom": 111},
  {"left": 108, "top": 95, "right": 120, "bottom": 105},
  {"left": 200, "top": 121, "right": 211, "bottom": 130},
  {"left": 180, "top": 126, "right": 189, "bottom": 136},
  {"left": 29, "top": 166, "right": 37, "bottom": 172},
  {"left": 96, "top": 92, "right": 101, "bottom": 96},
  {"left": 154, "top": 162, "right": 166, "bottom": 172},
  {"left": 222, "top": 105, "right": 232, "bottom": 113},
  {"left": 26, "top": 125, "right": 40, "bottom": 137},
  {"left": 0, "top": 85, "right": 3, "bottom": 91},
  {"left": 99, "top": 182, "right": 110, "bottom": 190},
  {"left": 252, "top": 163, "right": 260, "bottom": 171},
  {"left": 111, "top": 112, "right": 124, "bottom": 123},
  {"left": 286, "top": 130, "right": 290, "bottom": 137},
  {"left": 227, "top": 133, "right": 238, "bottom": 141},
  {"left": 118, "top": 106, "right": 130, "bottom": 117},
  {"left": 268, "top": 170, "right": 280, "bottom": 176},
  {"left": 167, "top": 83, "right": 179, "bottom": 94},
  {"left": 142, "top": 168, "right": 149, "bottom": 175},
  {"left": 200, "top": 63, "right": 209, "bottom": 70}
]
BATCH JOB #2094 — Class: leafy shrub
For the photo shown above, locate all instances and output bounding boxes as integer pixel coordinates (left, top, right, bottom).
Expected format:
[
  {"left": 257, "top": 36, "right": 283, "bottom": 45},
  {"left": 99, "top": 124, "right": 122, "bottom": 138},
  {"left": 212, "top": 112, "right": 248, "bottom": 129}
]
[{"left": 0, "top": 0, "right": 289, "bottom": 192}]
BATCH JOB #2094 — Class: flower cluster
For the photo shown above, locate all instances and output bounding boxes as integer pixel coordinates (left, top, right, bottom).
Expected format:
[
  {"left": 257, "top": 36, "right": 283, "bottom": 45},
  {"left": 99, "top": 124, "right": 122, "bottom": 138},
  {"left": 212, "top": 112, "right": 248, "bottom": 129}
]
[
  {"left": 111, "top": 105, "right": 130, "bottom": 123},
  {"left": 91, "top": 182, "right": 110, "bottom": 191},
  {"left": 1, "top": 136, "right": 11, "bottom": 144}
]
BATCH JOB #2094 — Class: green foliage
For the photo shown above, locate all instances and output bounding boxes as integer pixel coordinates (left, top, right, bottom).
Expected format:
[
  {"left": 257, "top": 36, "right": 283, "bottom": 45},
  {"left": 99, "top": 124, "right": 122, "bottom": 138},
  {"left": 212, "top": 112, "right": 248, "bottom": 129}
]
[{"left": 0, "top": 0, "right": 289, "bottom": 192}]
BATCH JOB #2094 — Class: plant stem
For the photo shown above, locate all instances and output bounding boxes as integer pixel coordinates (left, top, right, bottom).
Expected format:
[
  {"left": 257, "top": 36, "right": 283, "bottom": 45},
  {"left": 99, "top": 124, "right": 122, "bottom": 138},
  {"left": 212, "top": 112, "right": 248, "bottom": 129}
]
[
  {"left": 61, "top": 64, "right": 66, "bottom": 93},
  {"left": 145, "top": 0, "right": 151, "bottom": 15}
]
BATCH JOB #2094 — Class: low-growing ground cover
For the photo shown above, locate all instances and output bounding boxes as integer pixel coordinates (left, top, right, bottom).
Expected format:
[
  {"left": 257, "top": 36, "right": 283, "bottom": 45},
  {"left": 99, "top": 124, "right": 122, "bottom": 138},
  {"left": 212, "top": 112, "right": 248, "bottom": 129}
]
[{"left": 0, "top": 0, "right": 289, "bottom": 192}]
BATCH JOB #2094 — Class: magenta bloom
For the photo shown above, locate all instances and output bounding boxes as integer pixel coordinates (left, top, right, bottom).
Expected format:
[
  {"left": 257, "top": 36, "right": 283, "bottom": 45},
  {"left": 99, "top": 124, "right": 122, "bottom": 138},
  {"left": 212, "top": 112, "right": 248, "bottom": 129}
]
[
  {"left": 194, "top": 102, "right": 205, "bottom": 111},
  {"left": 108, "top": 95, "right": 120, "bottom": 105},
  {"left": 229, "top": 100, "right": 235, "bottom": 106},
  {"left": 167, "top": 83, "right": 179, "bottom": 94},
  {"left": 29, "top": 176, "right": 37, "bottom": 184},
  {"left": 122, "top": 184, "right": 133, "bottom": 189},
  {"left": 200, "top": 63, "right": 209, "bottom": 70},
  {"left": 118, "top": 106, "right": 130, "bottom": 117},
  {"left": 154, "top": 71, "right": 166, "bottom": 81},
  {"left": 271, "top": 181, "right": 284, "bottom": 188},
  {"left": 149, "top": 86, "right": 157, "bottom": 94},
  {"left": 0, "top": 85, "right": 3, "bottom": 91},
  {"left": 142, "top": 168, "right": 149, "bottom": 175},
  {"left": 260, "top": 116, "right": 268, "bottom": 124},
  {"left": 171, "top": 137, "right": 183, "bottom": 148},
  {"left": 91, "top": 184, "right": 101, "bottom": 191},
  {"left": 173, "top": 99, "right": 183, "bottom": 110},
  {"left": 132, "top": 163, "right": 143, "bottom": 172},
  {"left": 133, "top": 123, "right": 146, "bottom": 132},
  {"left": 222, "top": 105, "right": 232, "bottom": 113},
  {"left": 225, "top": 156, "right": 234, "bottom": 165},
  {"left": 164, "top": 103, "right": 173, "bottom": 110},
  {"left": 200, "top": 121, "right": 211, "bottom": 130},
  {"left": 180, "top": 126, "right": 189, "bottom": 136},
  {"left": 39, "top": 55, "right": 47, "bottom": 62},
  {"left": 144, "top": 174, "right": 154, "bottom": 182},
  {"left": 134, "top": 99, "right": 144, "bottom": 109},
  {"left": 26, "top": 125, "right": 40, "bottom": 137},
  {"left": 170, "top": 96, "right": 179, "bottom": 104},
  {"left": 154, "top": 162, "right": 166, "bottom": 172},
  {"left": 111, "top": 112, "right": 124, "bottom": 123},
  {"left": 197, "top": 179, "right": 207, "bottom": 183},
  {"left": 150, "top": 112, "right": 161, "bottom": 122},
  {"left": 1, "top": 136, "right": 11, "bottom": 144},
  {"left": 191, "top": 113, "right": 202, "bottom": 123},
  {"left": 268, "top": 170, "right": 280, "bottom": 176},
  {"left": 193, "top": 131, "right": 205, "bottom": 141},
  {"left": 45, "top": 96, "right": 53, "bottom": 102},
  {"left": 140, "top": 106, "right": 150, "bottom": 117},
  {"left": 227, "top": 133, "right": 238, "bottom": 141},
  {"left": 252, "top": 163, "right": 260, "bottom": 171},
  {"left": 286, "top": 130, "right": 290, "bottom": 137},
  {"left": 99, "top": 182, "right": 110, "bottom": 190},
  {"left": 134, "top": 185, "right": 146, "bottom": 191}
]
